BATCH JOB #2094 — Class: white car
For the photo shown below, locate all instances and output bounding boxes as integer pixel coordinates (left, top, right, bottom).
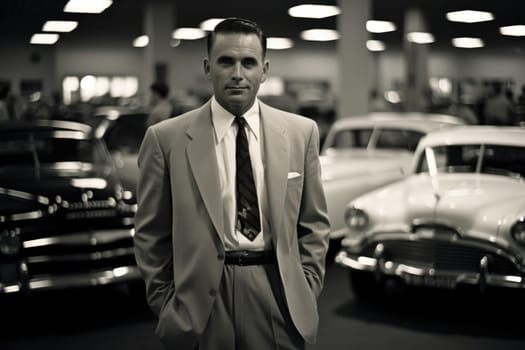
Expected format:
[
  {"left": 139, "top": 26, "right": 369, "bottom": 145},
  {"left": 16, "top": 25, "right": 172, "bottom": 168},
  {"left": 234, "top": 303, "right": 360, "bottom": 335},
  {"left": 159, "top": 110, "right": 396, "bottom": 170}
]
[
  {"left": 335, "top": 126, "right": 525, "bottom": 299},
  {"left": 321, "top": 112, "right": 465, "bottom": 241}
]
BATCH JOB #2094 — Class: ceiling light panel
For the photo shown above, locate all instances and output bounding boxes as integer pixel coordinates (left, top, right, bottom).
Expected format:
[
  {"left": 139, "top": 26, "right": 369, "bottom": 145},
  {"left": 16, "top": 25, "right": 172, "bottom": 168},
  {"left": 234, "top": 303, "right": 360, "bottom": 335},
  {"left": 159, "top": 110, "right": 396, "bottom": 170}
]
[
  {"left": 42, "top": 20, "right": 78, "bottom": 32},
  {"left": 172, "top": 28, "right": 206, "bottom": 40},
  {"left": 30, "top": 33, "right": 59, "bottom": 45},
  {"left": 133, "top": 35, "right": 149, "bottom": 47},
  {"left": 499, "top": 25, "right": 525, "bottom": 36},
  {"left": 366, "top": 20, "right": 396, "bottom": 33},
  {"left": 64, "top": 0, "right": 113, "bottom": 14},
  {"left": 366, "top": 40, "right": 385, "bottom": 51},
  {"left": 300, "top": 29, "right": 340, "bottom": 41},
  {"left": 267, "top": 37, "right": 294, "bottom": 50},
  {"left": 406, "top": 32, "right": 435, "bottom": 44},
  {"left": 446, "top": 10, "right": 494, "bottom": 23},
  {"left": 452, "top": 37, "right": 484, "bottom": 48},
  {"left": 288, "top": 4, "right": 341, "bottom": 19},
  {"left": 199, "top": 18, "right": 226, "bottom": 32}
]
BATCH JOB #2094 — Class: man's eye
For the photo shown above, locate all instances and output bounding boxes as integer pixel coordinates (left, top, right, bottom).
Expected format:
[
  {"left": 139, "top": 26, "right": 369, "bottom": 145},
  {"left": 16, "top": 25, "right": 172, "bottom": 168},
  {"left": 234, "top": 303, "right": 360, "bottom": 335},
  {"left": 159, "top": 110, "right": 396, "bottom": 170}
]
[
  {"left": 217, "top": 57, "right": 233, "bottom": 65},
  {"left": 243, "top": 59, "right": 257, "bottom": 67}
]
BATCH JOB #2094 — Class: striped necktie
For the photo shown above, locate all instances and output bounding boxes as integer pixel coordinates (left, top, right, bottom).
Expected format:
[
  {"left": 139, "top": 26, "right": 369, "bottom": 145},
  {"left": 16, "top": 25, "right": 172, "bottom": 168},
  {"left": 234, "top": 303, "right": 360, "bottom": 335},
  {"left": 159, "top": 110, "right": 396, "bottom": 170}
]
[{"left": 234, "top": 116, "right": 261, "bottom": 241}]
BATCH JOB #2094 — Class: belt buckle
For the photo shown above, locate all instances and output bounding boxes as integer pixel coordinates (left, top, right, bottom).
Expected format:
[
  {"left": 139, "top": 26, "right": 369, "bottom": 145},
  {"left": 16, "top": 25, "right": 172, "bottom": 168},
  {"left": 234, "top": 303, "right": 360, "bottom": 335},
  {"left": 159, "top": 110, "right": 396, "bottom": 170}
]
[{"left": 238, "top": 250, "right": 250, "bottom": 266}]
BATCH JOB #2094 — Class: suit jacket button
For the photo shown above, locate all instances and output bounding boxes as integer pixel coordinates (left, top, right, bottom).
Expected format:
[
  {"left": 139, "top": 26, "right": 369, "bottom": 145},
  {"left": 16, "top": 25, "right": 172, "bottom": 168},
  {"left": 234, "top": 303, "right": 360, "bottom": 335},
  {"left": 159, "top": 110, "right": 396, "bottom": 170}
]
[{"left": 209, "top": 289, "right": 217, "bottom": 297}]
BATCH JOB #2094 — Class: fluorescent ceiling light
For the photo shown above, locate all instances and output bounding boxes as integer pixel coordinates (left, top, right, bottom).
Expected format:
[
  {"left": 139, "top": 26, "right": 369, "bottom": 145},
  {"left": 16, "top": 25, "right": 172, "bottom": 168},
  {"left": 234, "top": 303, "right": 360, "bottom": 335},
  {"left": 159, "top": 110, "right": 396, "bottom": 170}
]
[
  {"left": 200, "top": 18, "right": 226, "bottom": 31},
  {"left": 133, "top": 35, "right": 149, "bottom": 47},
  {"left": 267, "top": 37, "right": 294, "bottom": 50},
  {"left": 30, "top": 33, "right": 59, "bottom": 45},
  {"left": 452, "top": 37, "right": 484, "bottom": 48},
  {"left": 172, "top": 28, "right": 206, "bottom": 40},
  {"left": 366, "top": 20, "right": 396, "bottom": 33},
  {"left": 406, "top": 32, "right": 435, "bottom": 44},
  {"left": 366, "top": 40, "right": 385, "bottom": 51},
  {"left": 288, "top": 4, "right": 340, "bottom": 19},
  {"left": 64, "top": 0, "right": 112, "bottom": 14},
  {"left": 42, "top": 20, "right": 78, "bottom": 32},
  {"left": 499, "top": 25, "right": 525, "bottom": 37},
  {"left": 446, "top": 10, "right": 494, "bottom": 23},
  {"left": 300, "top": 29, "right": 339, "bottom": 41}
]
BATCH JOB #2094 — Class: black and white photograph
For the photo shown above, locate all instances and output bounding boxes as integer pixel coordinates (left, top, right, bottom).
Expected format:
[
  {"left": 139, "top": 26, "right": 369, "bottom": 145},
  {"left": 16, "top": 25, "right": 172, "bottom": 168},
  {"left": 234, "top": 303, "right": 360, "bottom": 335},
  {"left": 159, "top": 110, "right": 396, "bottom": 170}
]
[{"left": 1, "top": 1, "right": 525, "bottom": 349}]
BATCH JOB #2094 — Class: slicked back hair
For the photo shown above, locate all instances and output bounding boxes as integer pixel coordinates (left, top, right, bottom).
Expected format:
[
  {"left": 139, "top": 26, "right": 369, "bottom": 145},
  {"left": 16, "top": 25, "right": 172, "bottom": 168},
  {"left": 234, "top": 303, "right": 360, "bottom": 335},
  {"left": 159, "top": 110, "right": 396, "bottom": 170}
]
[{"left": 207, "top": 17, "right": 267, "bottom": 58}]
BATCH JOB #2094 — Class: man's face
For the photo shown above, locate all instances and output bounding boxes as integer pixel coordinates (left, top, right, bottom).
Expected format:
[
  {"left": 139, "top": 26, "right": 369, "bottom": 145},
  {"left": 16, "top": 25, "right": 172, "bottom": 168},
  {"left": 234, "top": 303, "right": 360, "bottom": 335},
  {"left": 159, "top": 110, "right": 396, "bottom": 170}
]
[{"left": 204, "top": 33, "right": 268, "bottom": 116}]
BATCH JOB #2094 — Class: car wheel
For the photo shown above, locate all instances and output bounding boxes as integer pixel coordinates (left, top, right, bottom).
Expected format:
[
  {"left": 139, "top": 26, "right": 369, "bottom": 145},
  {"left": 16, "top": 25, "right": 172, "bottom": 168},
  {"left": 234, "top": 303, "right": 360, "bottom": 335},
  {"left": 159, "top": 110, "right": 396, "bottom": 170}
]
[{"left": 349, "top": 270, "right": 382, "bottom": 301}]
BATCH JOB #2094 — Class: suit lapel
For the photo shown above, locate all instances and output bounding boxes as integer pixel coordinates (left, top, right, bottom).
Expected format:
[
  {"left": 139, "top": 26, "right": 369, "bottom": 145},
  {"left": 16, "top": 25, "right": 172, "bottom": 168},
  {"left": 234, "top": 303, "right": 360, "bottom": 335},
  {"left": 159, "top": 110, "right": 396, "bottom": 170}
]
[
  {"left": 260, "top": 103, "right": 289, "bottom": 246},
  {"left": 186, "top": 102, "right": 224, "bottom": 241}
]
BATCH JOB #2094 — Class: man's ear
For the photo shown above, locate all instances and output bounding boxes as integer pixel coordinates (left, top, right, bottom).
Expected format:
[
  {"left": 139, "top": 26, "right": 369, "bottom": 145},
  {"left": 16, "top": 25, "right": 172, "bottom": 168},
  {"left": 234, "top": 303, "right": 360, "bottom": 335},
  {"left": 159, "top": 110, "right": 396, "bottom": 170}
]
[
  {"left": 203, "top": 58, "right": 211, "bottom": 80},
  {"left": 260, "top": 60, "right": 269, "bottom": 83}
]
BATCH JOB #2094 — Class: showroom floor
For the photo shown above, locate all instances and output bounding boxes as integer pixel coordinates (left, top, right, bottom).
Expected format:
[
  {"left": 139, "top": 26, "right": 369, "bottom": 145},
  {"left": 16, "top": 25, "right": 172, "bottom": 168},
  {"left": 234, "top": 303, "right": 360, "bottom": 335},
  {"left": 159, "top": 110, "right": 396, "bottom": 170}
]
[{"left": 1, "top": 262, "right": 525, "bottom": 350}]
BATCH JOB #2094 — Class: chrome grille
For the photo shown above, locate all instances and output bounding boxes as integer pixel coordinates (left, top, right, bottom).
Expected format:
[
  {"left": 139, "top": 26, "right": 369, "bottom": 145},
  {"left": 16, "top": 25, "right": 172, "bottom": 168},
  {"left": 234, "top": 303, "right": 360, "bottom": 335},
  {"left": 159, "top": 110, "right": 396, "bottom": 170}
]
[
  {"left": 362, "top": 239, "right": 520, "bottom": 275},
  {"left": 21, "top": 228, "right": 135, "bottom": 278}
]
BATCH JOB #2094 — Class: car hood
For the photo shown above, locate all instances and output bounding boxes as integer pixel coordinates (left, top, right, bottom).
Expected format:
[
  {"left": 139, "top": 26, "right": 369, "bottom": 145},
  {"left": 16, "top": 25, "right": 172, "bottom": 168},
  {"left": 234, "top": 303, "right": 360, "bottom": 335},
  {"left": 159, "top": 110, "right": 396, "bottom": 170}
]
[
  {"left": 0, "top": 164, "right": 121, "bottom": 201},
  {"left": 354, "top": 173, "right": 525, "bottom": 242}
]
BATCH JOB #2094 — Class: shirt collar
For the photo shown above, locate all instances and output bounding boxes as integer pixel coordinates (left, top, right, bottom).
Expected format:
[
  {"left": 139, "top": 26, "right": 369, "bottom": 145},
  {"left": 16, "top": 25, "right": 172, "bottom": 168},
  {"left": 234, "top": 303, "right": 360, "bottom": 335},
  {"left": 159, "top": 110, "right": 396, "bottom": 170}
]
[{"left": 211, "top": 96, "right": 260, "bottom": 143}]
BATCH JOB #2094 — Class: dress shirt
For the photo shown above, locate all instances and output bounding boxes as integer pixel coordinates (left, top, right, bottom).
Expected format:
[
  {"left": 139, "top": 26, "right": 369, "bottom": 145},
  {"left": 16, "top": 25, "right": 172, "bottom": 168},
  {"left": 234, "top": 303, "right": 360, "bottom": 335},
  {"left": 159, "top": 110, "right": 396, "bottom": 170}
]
[{"left": 211, "top": 97, "right": 271, "bottom": 251}]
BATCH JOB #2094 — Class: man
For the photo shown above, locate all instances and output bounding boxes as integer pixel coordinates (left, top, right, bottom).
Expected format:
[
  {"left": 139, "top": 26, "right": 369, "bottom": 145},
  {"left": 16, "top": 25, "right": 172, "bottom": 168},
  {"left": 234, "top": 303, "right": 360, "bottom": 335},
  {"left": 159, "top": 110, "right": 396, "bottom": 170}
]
[
  {"left": 145, "top": 81, "right": 173, "bottom": 127},
  {"left": 134, "top": 18, "right": 330, "bottom": 350}
]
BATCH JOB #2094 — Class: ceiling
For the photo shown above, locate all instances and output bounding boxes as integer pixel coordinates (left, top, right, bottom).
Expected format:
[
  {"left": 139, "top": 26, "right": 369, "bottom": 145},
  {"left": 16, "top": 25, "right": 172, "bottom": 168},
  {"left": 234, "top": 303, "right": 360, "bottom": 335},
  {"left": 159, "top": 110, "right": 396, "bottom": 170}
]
[{"left": 2, "top": 0, "right": 524, "bottom": 52}]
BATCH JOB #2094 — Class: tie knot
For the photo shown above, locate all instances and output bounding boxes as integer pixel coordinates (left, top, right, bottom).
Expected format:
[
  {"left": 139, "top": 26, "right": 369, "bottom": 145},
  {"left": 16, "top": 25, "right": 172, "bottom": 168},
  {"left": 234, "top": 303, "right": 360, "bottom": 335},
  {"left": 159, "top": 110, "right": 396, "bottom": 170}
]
[{"left": 235, "top": 116, "right": 247, "bottom": 128}]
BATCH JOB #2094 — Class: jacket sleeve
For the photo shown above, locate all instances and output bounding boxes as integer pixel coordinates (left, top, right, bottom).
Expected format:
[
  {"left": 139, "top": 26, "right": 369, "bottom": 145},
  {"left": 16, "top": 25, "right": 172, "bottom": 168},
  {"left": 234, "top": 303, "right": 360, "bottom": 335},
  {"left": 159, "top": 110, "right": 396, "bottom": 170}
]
[
  {"left": 297, "top": 121, "right": 331, "bottom": 298},
  {"left": 133, "top": 127, "right": 174, "bottom": 316}
]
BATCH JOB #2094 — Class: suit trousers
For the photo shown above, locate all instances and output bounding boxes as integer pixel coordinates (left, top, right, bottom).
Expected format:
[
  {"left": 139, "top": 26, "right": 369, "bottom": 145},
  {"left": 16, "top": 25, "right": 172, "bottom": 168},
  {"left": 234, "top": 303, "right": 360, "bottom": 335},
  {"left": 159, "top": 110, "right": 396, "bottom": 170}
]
[{"left": 197, "top": 263, "right": 305, "bottom": 350}]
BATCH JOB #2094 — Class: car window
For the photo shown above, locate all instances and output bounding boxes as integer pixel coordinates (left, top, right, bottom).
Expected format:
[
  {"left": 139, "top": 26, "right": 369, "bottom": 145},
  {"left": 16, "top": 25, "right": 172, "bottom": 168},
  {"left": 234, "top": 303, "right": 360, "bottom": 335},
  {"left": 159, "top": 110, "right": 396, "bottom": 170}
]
[
  {"left": 104, "top": 114, "right": 147, "bottom": 154},
  {"left": 0, "top": 133, "right": 107, "bottom": 166},
  {"left": 376, "top": 129, "right": 424, "bottom": 152},
  {"left": 417, "top": 144, "right": 525, "bottom": 178},
  {"left": 331, "top": 128, "right": 373, "bottom": 149}
]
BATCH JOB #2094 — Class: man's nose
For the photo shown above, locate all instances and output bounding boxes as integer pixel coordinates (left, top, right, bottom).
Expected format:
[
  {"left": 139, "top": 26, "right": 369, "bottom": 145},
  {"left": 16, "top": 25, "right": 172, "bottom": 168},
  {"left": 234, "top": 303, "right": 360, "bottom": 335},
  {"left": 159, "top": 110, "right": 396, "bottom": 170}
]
[{"left": 231, "top": 62, "right": 243, "bottom": 81}]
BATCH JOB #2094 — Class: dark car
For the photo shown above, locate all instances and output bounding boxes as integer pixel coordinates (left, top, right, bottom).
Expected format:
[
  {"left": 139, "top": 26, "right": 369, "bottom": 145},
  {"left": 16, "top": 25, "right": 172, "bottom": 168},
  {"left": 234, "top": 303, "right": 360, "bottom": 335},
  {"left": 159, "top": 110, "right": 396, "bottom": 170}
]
[
  {"left": 0, "top": 120, "right": 140, "bottom": 295},
  {"left": 87, "top": 106, "right": 149, "bottom": 197}
]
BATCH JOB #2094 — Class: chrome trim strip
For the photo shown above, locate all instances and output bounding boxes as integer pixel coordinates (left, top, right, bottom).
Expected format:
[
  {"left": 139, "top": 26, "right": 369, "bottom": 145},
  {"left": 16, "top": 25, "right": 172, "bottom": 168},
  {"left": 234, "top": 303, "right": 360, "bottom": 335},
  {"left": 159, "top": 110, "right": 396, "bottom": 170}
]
[
  {"left": 23, "top": 228, "right": 134, "bottom": 248},
  {"left": 28, "top": 265, "right": 141, "bottom": 291},
  {"left": 0, "top": 265, "right": 141, "bottom": 293},
  {"left": 335, "top": 250, "right": 525, "bottom": 289},
  {"left": 26, "top": 247, "right": 135, "bottom": 263}
]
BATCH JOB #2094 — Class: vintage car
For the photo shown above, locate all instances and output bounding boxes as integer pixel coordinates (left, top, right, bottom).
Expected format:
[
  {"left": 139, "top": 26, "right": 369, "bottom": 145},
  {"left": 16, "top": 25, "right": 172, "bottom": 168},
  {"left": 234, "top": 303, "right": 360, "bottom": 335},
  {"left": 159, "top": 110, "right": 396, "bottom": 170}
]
[
  {"left": 87, "top": 106, "right": 149, "bottom": 197},
  {"left": 321, "top": 112, "right": 465, "bottom": 242},
  {"left": 335, "top": 126, "right": 525, "bottom": 298},
  {"left": 0, "top": 120, "right": 140, "bottom": 295}
]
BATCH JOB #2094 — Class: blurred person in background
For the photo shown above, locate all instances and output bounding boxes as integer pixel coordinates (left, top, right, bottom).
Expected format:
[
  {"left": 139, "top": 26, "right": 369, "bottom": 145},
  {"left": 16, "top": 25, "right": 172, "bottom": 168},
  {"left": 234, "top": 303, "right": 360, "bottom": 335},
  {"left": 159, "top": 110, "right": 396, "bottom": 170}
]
[
  {"left": 516, "top": 84, "right": 525, "bottom": 125},
  {"left": 146, "top": 81, "right": 173, "bottom": 127},
  {"left": 0, "top": 83, "right": 10, "bottom": 121},
  {"left": 133, "top": 17, "right": 329, "bottom": 350},
  {"left": 483, "top": 82, "right": 513, "bottom": 126},
  {"left": 368, "top": 88, "right": 389, "bottom": 112}
]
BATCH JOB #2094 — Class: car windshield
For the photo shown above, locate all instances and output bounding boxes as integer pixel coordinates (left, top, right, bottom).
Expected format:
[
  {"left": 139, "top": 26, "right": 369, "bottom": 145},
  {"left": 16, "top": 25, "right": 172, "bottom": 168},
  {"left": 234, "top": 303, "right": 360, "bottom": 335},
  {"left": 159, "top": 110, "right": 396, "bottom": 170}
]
[
  {"left": 328, "top": 128, "right": 373, "bottom": 149},
  {"left": 0, "top": 131, "right": 109, "bottom": 168},
  {"left": 326, "top": 127, "right": 424, "bottom": 152},
  {"left": 417, "top": 144, "right": 525, "bottom": 179},
  {"left": 92, "top": 114, "right": 147, "bottom": 154}
]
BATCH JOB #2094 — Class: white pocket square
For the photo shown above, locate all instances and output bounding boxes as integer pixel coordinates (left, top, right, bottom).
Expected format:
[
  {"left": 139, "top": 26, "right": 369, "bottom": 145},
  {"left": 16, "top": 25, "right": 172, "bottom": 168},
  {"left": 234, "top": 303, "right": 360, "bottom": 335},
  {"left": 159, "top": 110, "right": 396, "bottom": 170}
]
[{"left": 287, "top": 172, "right": 301, "bottom": 179}]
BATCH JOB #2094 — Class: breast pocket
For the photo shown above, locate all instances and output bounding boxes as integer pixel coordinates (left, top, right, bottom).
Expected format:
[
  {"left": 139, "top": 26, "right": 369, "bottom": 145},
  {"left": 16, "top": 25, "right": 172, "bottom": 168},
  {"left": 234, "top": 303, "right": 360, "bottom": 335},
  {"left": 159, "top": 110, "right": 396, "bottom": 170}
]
[{"left": 286, "top": 175, "right": 303, "bottom": 211}]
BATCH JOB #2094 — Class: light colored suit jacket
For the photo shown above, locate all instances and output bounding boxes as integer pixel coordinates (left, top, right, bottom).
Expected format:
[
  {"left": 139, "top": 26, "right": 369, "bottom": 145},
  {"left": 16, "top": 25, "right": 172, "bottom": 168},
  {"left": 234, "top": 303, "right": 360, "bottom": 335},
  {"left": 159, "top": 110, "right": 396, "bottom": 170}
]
[{"left": 134, "top": 99, "right": 330, "bottom": 348}]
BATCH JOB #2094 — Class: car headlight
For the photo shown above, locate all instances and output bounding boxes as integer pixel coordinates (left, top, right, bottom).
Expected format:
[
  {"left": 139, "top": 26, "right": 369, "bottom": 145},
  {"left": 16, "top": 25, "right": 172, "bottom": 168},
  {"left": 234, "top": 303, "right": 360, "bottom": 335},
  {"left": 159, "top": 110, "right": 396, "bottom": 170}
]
[
  {"left": 344, "top": 207, "right": 369, "bottom": 230},
  {"left": 511, "top": 219, "right": 525, "bottom": 245}
]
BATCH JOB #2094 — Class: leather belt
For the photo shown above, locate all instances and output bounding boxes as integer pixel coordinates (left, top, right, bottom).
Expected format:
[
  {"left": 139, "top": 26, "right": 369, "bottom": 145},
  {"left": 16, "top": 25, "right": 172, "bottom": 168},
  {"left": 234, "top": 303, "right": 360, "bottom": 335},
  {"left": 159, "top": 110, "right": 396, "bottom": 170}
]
[{"left": 224, "top": 250, "right": 276, "bottom": 266}]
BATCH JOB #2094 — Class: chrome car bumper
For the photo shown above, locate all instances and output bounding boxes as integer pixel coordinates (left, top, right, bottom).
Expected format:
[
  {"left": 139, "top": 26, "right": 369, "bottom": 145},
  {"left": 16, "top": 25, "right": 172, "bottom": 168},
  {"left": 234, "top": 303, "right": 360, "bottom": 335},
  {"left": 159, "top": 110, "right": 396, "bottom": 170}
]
[
  {"left": 335, "top": 235, "right": 525, "bottom": 290},
  {"left": 0, "top": 227, "right": 141, "bottom": 294},
  {"left": 0, "top": 265, "right": 141, "bottom": 294}
]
